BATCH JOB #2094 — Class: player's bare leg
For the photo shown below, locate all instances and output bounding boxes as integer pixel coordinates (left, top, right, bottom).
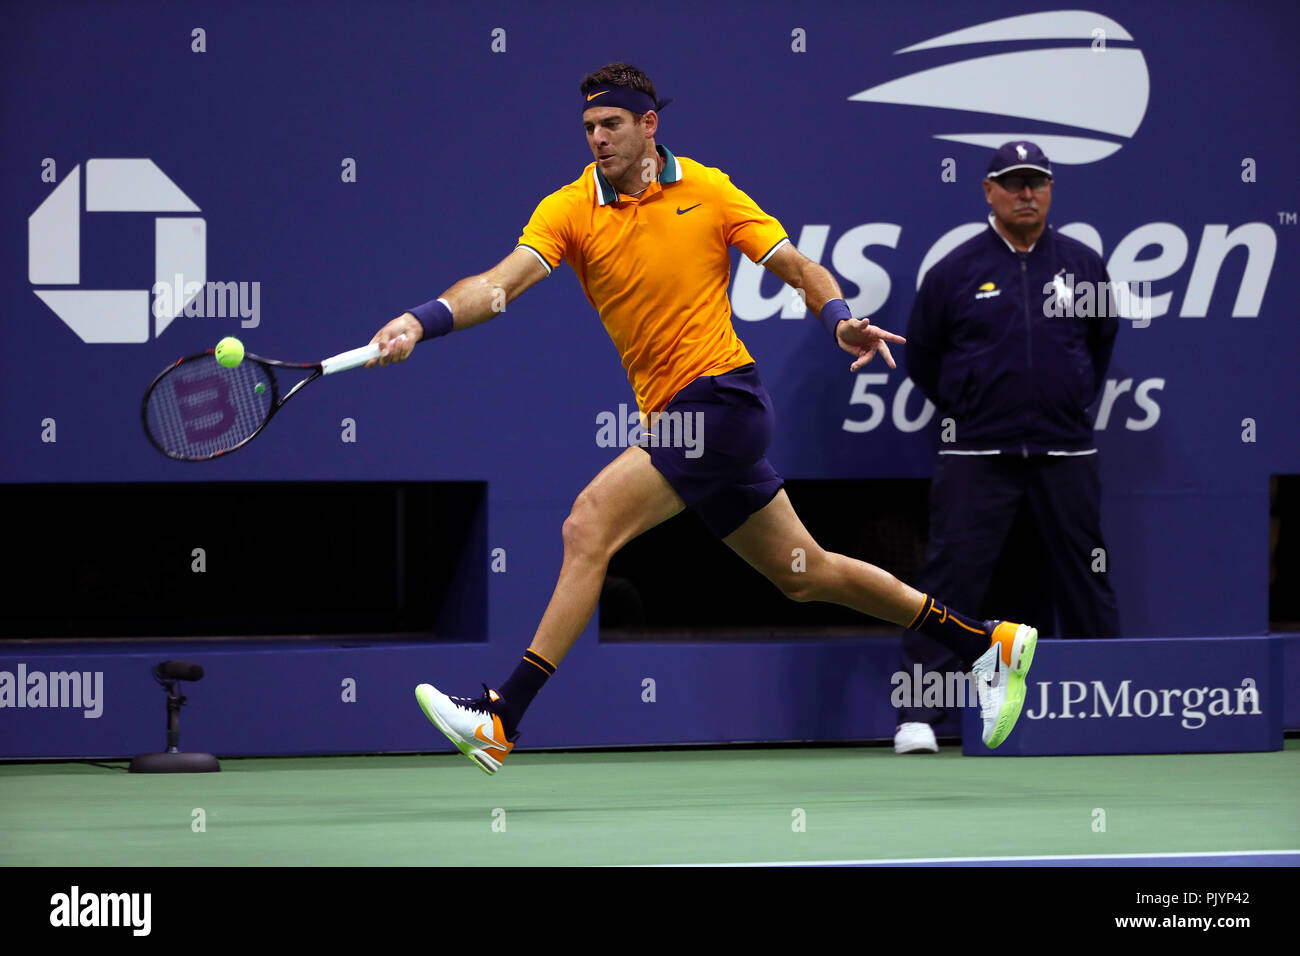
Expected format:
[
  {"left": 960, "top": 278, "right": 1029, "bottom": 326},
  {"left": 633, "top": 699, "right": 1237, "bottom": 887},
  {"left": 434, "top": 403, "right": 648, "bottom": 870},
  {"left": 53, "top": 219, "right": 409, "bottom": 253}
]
[
  {"left": 725, "top": 489, "right": 1038, "bottom": 747},
  {"left": 416, "top": 445, "right": 684, "bottom": 773},
  {"left": 722, "top": 488, "right": 925, "bottom": 624},
  {"left": 527, "top": 445, "right": 685, "bottom": 665}
]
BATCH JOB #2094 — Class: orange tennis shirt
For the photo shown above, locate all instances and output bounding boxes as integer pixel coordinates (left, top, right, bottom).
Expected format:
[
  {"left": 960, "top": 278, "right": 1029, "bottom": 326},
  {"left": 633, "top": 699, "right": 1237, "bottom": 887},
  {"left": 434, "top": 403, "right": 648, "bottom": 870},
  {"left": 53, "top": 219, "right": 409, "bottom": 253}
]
[{"left": 516, "top": 145, "right": 789, "bottom": 413}]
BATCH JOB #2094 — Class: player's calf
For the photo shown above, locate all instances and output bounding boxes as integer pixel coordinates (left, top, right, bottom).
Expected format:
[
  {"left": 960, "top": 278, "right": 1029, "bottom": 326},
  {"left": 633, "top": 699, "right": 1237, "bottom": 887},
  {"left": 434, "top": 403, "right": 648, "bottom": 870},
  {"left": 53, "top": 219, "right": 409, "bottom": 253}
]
[{"left": 747, "top": 542, "right": 839, "bottom": 603}]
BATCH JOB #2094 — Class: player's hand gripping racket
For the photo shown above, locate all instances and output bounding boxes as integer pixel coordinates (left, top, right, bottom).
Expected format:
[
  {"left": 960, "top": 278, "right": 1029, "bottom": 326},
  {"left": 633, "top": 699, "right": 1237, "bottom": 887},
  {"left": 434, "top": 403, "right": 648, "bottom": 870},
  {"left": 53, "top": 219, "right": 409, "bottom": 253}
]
[{"left": 141, "top": 343, "right": 380, "bottom": 461}]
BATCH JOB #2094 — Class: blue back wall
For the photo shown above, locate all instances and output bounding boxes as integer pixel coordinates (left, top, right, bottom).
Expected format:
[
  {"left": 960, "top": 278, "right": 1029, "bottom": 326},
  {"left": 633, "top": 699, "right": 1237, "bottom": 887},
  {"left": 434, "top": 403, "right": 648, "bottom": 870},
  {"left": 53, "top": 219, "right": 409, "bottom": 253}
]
[{"left": 2, "top": 0, "right": 1297, "bottom": 646}]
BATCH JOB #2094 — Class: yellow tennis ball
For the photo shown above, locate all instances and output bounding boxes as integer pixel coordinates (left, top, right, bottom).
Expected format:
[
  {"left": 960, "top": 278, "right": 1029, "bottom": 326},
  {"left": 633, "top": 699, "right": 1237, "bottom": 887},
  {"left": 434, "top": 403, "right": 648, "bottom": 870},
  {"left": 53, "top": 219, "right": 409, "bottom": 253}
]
[{"left": 214, "top": 337, "right": 244, "bottom": 368}]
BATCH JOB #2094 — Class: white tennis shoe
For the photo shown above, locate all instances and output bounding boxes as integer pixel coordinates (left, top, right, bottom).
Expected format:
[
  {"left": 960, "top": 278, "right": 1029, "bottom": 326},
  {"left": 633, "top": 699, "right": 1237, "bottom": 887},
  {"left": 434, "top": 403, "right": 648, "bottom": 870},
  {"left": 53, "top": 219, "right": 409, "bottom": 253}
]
[
  {"left": 972, "top": 621, "right": 1039, "bottom": 747},
  {"left": 894, "top": 721, "right": 939, "bottom": 753},
  {"left": 414, "top": 683, "right": 515, "bottom": 775}
]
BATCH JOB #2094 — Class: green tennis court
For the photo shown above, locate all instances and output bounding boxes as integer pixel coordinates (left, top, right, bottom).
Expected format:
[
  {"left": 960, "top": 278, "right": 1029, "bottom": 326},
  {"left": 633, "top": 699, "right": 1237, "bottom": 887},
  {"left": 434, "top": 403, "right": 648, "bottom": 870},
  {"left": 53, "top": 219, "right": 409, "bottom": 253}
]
[{"left": 3, "top": 742, "right": 1296, "bottom": 866}]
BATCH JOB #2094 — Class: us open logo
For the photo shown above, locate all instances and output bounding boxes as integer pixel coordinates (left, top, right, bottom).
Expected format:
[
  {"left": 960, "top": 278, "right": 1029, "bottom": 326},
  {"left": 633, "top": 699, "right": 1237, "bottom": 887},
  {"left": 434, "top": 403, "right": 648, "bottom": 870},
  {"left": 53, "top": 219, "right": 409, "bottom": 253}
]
[
  {"left": 28, "top": 158, "right": 207, "bottom": 343},
  {"left": 850, "top": 10, "right": 1150, "bottom": 164}
]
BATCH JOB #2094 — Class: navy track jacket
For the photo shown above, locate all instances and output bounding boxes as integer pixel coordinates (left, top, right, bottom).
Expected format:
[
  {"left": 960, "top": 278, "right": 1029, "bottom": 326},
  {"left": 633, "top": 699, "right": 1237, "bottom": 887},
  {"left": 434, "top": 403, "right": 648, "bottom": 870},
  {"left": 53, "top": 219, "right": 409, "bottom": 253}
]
[{"left": 904, "top": 222, "right": 1120, "bottom": 454}]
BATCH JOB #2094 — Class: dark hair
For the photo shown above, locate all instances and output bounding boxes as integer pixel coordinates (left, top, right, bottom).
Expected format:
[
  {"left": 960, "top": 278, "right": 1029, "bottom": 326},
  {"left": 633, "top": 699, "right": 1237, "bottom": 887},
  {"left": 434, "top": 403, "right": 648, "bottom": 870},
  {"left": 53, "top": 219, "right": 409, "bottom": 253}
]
[{"left": 580, "top": 62, "right": 659, "bottom": 121}]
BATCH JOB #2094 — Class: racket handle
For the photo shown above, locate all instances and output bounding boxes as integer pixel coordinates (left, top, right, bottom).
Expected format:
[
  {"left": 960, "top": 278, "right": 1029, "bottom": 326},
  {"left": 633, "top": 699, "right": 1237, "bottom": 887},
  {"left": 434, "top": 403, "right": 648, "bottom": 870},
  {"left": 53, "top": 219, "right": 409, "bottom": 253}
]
[{"left": 321, "top": 343, "right": 381, "bottom": 375}]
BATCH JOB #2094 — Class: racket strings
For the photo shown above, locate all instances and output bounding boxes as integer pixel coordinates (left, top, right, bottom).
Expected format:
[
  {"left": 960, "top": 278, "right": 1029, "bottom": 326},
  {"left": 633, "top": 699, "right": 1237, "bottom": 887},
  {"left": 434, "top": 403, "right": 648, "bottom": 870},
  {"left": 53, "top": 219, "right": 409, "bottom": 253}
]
[{"left": 145, "top": 356, "right": 274, "bottom": 459}]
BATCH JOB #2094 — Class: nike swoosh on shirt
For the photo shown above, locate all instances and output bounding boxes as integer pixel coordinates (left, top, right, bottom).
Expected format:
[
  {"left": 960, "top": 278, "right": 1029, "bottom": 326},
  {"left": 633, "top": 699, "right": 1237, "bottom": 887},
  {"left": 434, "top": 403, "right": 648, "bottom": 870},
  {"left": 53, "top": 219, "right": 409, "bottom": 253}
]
[
  {"left": 586, "top": 91, "right": 610, "bottom": 101},
  {"left": 676, "top": 204, "right": 702, "bottom": 215}
]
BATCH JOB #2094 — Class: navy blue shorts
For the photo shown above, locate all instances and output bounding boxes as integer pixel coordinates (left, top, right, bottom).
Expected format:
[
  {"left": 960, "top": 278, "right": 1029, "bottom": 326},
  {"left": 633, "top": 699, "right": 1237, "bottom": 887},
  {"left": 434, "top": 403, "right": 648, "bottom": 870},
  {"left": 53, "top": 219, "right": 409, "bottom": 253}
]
[{"left": 640, "top": 363, "right": 785, "bottom": 538}]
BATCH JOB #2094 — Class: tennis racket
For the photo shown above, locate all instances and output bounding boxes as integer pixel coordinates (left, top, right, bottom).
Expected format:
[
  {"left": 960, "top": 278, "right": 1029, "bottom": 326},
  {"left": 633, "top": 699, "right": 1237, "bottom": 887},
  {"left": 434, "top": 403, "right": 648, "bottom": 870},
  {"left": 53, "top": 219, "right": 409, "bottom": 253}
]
[{"left": 142, "top": 343, "right": 380, "bottom": 461}]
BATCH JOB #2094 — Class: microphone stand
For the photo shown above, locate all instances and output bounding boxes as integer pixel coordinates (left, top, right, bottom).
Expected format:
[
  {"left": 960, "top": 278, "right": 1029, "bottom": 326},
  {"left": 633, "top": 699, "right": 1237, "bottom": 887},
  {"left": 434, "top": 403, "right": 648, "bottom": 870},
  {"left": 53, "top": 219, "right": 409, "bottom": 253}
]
[{"left": 128, "top": 663, "right": 221, "bottom": 773}]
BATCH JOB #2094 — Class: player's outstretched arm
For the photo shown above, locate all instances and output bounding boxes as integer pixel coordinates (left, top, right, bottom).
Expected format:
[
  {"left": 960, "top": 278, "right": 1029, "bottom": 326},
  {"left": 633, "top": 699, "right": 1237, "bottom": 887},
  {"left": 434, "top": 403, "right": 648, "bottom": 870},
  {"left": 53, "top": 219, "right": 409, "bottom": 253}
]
[
  {"left": 762, "top": 244, "right": 905, "bottom": 371},
  {"left": 368, "top": 247, "right": 549, "bottom": 367},
  {"left": 763, "top": 243, "right": 844, "bottom": 319}
]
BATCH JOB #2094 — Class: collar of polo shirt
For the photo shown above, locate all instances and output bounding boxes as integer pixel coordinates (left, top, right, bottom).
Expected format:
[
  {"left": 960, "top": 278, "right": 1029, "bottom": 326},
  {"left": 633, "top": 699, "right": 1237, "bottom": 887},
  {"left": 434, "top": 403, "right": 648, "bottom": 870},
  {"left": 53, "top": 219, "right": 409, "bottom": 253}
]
[{"left": 593, "top": 145, "right": 683, "bottom": 206}]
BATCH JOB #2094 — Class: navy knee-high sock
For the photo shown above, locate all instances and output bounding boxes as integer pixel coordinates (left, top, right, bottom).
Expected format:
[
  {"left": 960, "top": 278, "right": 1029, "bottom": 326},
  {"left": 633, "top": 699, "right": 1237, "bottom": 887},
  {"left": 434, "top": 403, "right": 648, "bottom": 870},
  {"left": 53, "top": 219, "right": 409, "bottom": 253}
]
[
  {"left": 494, "top": 649, "right": 556, "bottom": 736},
  {"left": 907, "top": 595, "right": 990, "bottom": 669}
]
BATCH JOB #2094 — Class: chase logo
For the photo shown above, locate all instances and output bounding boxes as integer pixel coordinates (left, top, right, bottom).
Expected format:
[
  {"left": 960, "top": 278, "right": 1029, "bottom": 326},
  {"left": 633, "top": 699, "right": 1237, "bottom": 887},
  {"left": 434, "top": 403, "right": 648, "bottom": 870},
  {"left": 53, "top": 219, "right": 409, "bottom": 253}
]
[
  {"left": 850, "top": 10, "right": 1150, "bottom": 164},
  {"left": 28, "top": 159, "right": 205, "bottom": 343}
]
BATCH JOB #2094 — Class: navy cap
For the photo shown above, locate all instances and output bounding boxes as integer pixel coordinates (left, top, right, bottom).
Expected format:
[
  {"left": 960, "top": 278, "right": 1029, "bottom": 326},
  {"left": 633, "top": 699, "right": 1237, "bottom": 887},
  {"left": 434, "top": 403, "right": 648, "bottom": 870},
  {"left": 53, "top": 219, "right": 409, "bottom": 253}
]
[{"left": 986, "top": 141, "right": 1052, "bottom": 179}]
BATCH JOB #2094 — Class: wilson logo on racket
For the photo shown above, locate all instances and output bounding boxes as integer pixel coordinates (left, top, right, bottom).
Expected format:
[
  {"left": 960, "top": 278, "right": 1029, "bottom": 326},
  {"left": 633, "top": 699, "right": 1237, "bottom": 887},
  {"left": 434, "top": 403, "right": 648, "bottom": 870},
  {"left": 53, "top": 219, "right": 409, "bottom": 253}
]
[{"left": 141, "top": 344, "right": 379, "bottom": 461}]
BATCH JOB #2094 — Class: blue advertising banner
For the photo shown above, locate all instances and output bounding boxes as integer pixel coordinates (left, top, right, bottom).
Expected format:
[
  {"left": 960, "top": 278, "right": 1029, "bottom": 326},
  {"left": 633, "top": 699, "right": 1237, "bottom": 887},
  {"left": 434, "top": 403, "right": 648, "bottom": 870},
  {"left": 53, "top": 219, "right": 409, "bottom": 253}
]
[
  {"left": 961, "top": 637, "right": 1283, "bottom": 755},
  {"left": 3, "top": 634, "right": 1293, "bottom": 758}
]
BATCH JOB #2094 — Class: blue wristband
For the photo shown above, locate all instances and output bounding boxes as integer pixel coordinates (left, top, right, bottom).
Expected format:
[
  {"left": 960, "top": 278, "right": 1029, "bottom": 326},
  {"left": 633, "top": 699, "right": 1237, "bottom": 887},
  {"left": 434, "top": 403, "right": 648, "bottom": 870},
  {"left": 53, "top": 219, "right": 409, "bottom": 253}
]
[
  {"left": 819, "top": 298, "right": 852, "bottom": 337},
  {"left": 408, "top": 298, "right": 454, "bottom": 340}
]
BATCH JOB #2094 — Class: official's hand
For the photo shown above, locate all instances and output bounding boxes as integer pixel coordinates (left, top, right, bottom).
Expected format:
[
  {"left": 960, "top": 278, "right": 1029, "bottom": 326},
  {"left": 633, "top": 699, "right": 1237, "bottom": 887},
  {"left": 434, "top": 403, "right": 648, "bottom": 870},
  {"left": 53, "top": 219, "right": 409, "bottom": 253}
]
[
  {"left": 836, "top": 317, "right": 906, "bottom": 371},
  {"left": 367, "top": 313, "right": 424, "bottom": 367}
]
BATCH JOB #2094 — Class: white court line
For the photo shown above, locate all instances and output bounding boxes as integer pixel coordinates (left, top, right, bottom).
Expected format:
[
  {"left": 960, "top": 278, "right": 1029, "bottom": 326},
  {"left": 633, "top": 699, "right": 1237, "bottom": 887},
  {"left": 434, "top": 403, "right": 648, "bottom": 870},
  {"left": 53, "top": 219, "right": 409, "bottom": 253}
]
[{"left": 647, "top": 849, "right": 1300, "bottom": 867}]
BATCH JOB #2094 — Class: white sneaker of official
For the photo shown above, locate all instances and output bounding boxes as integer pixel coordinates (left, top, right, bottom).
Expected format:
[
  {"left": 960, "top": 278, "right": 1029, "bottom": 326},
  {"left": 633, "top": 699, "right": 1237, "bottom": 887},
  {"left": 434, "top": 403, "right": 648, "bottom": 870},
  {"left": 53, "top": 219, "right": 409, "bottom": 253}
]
[{"left": 894, "top": 721, "right": 939, "bottom": 754}]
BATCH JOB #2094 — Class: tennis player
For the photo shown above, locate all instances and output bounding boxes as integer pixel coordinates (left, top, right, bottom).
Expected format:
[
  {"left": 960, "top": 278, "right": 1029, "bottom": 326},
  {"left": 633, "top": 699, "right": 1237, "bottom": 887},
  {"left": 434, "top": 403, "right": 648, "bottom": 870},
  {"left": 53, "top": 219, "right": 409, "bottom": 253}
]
[{"left": 368, "top": 63, "right": 1037, "bottom": 773}]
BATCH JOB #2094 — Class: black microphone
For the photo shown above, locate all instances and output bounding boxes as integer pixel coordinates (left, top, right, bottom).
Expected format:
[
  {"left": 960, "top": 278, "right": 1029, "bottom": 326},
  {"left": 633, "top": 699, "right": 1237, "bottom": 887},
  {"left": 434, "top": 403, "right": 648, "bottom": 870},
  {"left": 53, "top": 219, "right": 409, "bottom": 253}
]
[{"left": 153, "top": 660, "right": 205, "bottom": 682}]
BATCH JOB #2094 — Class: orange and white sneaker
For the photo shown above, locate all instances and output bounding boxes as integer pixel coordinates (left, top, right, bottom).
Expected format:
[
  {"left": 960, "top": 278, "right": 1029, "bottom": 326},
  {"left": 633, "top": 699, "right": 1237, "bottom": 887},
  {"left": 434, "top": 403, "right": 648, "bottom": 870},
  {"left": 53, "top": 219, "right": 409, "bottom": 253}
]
[
  {"left": 972, "top": 621, "right": 1039, "bottom": 748},
  {"left": 414, "top": 683, "right": 516, "bottom": 775}
]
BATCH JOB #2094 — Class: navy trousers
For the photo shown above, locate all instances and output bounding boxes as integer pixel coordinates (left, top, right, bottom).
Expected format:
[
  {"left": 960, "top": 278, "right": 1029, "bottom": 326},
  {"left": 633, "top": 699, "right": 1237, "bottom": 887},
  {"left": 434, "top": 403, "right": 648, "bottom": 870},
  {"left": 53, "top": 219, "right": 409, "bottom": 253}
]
[{"left": 899, "top": 452, "right": 1120, "bottom": 725}]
